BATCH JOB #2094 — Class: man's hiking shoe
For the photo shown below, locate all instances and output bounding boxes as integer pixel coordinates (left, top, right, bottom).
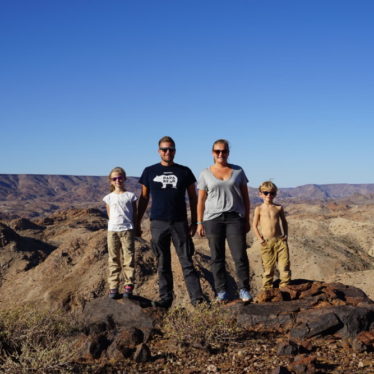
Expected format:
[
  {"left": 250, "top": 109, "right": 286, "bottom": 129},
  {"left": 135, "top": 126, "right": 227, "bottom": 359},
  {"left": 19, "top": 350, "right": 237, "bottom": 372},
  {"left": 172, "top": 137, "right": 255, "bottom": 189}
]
[
  {"left": 216, "top": 291, "right": 228, "bottom": 303},
  {"left": 109, "top": 289, "right": 121, "bottom": 299},
  {"left": 239, "top": 288, "right": 252, "bottom": 302},
  {"left": 151, "top": 299, "right": 173, "bottom": 308},
  {"left": 123, "top": 285, "right": 134, "bottom": 299}
]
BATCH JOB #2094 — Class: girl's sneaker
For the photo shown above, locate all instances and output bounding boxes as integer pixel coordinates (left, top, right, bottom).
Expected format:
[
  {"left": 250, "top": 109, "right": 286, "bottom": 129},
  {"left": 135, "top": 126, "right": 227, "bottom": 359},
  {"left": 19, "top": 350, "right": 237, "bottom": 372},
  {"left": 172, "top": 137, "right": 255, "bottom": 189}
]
[
  {"left": 109, "top": 289, "right": 121, "bottom": 299},
  {"left": 123, "top": 285, "right": 134, "bottom": 298}
]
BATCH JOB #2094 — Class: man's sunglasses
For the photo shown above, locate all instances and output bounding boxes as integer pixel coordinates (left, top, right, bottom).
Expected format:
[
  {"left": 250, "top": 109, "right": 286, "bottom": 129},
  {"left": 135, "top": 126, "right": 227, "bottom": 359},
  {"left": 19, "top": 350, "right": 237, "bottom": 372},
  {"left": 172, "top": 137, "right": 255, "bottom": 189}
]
[
  {"left": 213, "top": 149, "right": 228, "bottom": 155},
  {"left": 111, "top": 177, "right": 124, "bottom": 181},
  {"left": 262, "top": 191, "right": 275, "bottom": 196},
  {"left": 159, "top": 147, "right": 175, "bottom": 153}
]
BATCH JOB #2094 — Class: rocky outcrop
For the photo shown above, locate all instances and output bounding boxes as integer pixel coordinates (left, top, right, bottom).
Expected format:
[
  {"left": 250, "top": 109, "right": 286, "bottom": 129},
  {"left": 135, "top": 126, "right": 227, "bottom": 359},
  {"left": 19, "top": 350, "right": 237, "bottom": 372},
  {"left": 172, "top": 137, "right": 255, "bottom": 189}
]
[
  {"left": 73, "top": 296, "right": 156, "bottom": 363},
  {"left": 232, "top": 280, "right": 374, "bottom": 342}
]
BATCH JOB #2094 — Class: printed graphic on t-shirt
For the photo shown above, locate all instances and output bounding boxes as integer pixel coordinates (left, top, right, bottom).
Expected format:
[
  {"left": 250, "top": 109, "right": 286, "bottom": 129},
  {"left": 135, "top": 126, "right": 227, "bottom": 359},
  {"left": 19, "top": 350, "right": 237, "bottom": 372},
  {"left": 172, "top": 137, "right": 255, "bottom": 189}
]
[{"left": 153, "top": 172, "right": 178, "bottom": 189}]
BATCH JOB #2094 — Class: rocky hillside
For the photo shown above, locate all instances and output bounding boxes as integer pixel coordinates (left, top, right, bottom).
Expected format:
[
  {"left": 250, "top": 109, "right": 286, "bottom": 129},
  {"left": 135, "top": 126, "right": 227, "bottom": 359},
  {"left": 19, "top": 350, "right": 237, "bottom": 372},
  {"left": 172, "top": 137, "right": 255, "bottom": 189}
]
[
  {"left": 0, "top": 201, "right": 373, "bottom": 309},
  {"left": 0, "top": 205, "right": 374, "bottom": 373}
]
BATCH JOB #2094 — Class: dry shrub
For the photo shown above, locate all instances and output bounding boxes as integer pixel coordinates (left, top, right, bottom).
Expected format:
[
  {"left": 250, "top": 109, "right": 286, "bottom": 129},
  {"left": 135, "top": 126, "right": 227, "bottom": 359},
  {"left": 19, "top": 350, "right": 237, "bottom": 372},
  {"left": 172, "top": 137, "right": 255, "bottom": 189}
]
[
  {"left": 0, "top": 306, "right": 81, "bottom": 373},
  {"left": 163, "top": 303, "right": 246, "bottom": 351}
]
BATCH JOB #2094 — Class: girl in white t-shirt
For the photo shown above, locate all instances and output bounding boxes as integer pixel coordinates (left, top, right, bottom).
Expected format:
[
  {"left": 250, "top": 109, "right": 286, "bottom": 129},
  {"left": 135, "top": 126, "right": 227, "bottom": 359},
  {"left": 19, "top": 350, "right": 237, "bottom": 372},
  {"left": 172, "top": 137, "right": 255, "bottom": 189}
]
[{"left": 103, "top": 167, "right": 137, "bottom": 299}]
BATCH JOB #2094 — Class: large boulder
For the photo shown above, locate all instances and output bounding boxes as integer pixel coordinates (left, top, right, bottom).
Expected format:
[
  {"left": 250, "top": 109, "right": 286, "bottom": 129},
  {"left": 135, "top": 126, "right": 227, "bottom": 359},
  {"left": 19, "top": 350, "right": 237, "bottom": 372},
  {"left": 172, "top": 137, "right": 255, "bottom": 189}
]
[
  {"left": 232, "top": 280, "right": 374, "bottom": 341},
  {"left": 74, "top": 296, "right": 156, "bottom": 362}
]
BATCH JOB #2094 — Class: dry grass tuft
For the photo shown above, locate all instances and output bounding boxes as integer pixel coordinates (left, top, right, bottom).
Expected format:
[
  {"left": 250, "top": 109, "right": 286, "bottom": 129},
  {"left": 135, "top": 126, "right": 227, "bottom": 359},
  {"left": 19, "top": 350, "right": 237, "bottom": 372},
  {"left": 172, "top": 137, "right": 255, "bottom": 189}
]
[
  {"left": 162, "top": 303, "right": 247, "bottom": 352},
  {"left": 0, "top": 306, "right": 82, "bottom": 373}
]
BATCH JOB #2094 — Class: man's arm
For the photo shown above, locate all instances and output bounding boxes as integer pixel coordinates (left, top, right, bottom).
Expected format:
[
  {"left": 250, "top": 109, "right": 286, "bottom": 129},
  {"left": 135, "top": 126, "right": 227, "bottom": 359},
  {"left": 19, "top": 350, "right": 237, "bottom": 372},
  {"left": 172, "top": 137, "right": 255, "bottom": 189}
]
[
  {"left": 240, "top": 183, "right": 251, "bottom": 233},
  {"left": 136, "top": 184, "right": 150, "bottom": 237},
  {"left": 187, "top": 183, "right": 198, "bottom": 237},
  {"left": 279, "top": 206, "right": 288, "bottom": 240},
  {"left": 252, "top": 206, "right": 265, "bottom": 244}
]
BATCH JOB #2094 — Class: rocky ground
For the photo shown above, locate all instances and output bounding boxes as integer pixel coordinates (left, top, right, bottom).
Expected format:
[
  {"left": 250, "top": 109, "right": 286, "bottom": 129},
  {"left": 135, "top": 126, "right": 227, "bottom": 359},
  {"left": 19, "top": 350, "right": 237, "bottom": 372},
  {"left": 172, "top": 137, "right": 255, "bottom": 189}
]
[{"left": 0, "top": 202, "right": 373, "bottom": 373}]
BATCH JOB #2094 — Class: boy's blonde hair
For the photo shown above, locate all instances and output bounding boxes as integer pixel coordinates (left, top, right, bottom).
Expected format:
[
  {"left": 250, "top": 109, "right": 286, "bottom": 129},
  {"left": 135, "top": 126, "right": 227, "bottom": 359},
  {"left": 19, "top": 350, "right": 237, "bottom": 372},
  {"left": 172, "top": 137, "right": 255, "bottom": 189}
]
[
  {"left": 108, "top": 166, "right": 126, "bottom": 192},
  {"left": 259, "top": 181, "right": 278, "bottom": 194}
]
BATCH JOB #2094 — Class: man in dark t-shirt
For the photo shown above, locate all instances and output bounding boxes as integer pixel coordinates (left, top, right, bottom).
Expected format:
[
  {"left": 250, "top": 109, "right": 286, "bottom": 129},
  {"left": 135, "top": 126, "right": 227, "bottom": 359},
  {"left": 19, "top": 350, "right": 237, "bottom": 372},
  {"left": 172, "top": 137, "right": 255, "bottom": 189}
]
[{"left": 137, "top": 136, "right": 204, "bottom": 307}]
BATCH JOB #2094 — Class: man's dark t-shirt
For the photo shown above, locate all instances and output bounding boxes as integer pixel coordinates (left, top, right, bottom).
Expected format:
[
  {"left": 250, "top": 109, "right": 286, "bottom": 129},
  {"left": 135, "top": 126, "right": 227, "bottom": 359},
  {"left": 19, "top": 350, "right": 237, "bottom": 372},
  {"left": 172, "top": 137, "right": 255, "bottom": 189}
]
[{"left": 139, "top": 163, "right": 196, "bottom": 221}]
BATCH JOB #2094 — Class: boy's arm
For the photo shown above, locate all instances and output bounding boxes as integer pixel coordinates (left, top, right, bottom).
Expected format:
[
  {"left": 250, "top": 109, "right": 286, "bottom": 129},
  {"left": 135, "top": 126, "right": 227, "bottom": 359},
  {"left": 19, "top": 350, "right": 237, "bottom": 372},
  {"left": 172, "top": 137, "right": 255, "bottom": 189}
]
[
  {"left": 136, "top": 185, "right": 150, "bottom": 237},
  {"left": 252, "top": 206, "right": 265, "bottom": 244},
  {"left": 279, "top": 206, "right": 288, "bottom": 240}
]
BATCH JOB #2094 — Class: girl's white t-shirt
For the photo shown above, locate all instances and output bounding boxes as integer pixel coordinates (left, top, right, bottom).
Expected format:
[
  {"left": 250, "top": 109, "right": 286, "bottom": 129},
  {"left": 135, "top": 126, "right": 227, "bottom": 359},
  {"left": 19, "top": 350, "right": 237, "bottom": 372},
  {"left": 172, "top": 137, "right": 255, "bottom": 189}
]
[{"left": 103, "top": 191, "right": 137, "bottom": 232}]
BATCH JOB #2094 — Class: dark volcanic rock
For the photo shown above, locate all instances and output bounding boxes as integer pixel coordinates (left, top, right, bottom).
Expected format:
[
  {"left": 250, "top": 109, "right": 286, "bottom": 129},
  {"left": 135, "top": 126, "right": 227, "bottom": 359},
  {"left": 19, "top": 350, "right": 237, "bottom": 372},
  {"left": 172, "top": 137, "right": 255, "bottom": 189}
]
[
  {"left": 83, "top": 297, "right": 155, "bottom": 340},
  {"left": 352, "top": 330, "right": 374, "bottom": 352},
  {"left": 233, "top": 281, "right": 374, "bottom": 343},
  {"left": 290, "top": 311, "right": 342, "bottom": 339},
  {"left": 133, "top": 343, "right": 151, "bottom": 363},
  {"left": 332, "top": 305, "right": 374, "bottom": 338},
  {"left": 77, "top": 296, "right": 156, "bottom": 361},
  {"left": 272, "top": 367, "right": 292, "bottom": 374},
  {"left": 289, "top": 354, "right": 317, "bottom": 374},
  {"left": 277, "top": 340, "right": 303, "bottom": 356}
]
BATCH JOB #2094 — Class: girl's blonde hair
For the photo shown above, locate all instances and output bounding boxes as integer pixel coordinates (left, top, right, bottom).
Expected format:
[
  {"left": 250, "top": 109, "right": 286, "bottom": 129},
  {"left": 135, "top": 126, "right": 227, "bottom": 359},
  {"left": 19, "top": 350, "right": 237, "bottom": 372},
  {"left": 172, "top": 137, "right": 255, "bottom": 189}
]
[{"left": 108, "top": 166, "right": 126, "bottom": 192}]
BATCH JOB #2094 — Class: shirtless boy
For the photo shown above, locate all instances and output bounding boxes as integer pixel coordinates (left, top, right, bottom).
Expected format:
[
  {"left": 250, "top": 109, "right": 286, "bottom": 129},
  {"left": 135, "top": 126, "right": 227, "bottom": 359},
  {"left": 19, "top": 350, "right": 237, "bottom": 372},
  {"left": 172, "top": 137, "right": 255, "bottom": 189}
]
[{"left": 252, "top": 181, "right": 291, "bottom": 289}]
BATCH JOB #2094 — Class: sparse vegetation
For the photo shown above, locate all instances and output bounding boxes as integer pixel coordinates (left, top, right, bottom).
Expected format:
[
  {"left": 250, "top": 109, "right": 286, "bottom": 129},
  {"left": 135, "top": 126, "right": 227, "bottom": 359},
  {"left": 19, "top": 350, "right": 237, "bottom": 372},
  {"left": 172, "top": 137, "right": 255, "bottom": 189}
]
[
  {"left": 0, "top": 306, "right": 81, "bottom": 373},
  {"left": 162, "top": 303, "right": 247, "bottom": 352}
]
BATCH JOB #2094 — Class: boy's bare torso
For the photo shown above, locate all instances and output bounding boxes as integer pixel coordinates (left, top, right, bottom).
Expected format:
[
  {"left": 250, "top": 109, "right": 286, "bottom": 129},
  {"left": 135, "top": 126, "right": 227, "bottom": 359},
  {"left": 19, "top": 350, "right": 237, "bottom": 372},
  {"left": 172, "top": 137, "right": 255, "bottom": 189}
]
[{"left": 255, "top": 203, "right": 284, "bottom": 240}]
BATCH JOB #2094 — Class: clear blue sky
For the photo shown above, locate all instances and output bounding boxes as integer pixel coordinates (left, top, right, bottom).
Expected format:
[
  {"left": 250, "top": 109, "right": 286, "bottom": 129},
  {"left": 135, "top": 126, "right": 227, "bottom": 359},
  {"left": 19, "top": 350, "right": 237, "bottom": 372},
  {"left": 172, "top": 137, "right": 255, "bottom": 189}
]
[{"left": 1, "top": 0, "right": 373, "bottom": 187}]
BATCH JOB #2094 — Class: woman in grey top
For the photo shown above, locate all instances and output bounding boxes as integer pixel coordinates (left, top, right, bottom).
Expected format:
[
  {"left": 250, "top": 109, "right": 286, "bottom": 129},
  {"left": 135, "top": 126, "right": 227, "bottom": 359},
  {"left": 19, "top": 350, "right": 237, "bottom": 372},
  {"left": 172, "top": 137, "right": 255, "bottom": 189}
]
[{"left": 197, "top": 139, "right": 252, "bottom": 302}]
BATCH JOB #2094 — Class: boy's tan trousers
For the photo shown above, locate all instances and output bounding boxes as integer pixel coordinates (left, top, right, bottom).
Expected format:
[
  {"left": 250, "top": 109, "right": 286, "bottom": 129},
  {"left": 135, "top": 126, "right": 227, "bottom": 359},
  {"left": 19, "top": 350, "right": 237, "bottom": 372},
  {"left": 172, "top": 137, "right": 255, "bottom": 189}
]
[
  {"left": 261, "top": 237, "right": 291, "bottom": 289},
  {"left": 107, "top": 230, "right": 135, "bottom": 290}
]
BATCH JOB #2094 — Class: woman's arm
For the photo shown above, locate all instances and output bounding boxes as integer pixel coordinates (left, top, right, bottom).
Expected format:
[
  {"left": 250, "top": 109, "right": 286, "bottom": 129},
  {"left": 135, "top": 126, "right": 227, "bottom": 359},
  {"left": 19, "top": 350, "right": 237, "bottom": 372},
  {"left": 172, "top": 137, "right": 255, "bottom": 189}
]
[
  {"left": 240, "top": 183, "right": 251, "bottom": 233},
  {"left": 197, "top": 189, "right": 207, "bottom": 237}
]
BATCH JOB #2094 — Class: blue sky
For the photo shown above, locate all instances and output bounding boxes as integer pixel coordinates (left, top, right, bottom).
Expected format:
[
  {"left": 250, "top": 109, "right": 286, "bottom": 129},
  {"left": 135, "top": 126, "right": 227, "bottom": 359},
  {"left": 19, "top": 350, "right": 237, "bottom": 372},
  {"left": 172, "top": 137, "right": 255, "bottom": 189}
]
[{"left": 1, "top": 0, "right": 373, "bottom": 187}]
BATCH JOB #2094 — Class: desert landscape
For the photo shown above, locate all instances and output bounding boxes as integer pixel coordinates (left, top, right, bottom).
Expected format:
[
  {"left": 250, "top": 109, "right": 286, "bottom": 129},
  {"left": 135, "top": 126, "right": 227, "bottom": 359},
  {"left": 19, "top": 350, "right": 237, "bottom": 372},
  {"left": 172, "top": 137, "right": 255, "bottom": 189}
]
[{"left": 0, "top": 174, "right": 373, "bottom": 373}]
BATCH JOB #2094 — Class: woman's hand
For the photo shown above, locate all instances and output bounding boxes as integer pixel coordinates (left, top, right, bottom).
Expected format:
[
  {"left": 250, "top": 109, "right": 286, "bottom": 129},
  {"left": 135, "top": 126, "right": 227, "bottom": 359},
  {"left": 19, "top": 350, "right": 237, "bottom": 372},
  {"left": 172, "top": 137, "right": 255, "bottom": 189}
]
[{"left": 197, "top": 223, "right": 205, "bottom": 237}]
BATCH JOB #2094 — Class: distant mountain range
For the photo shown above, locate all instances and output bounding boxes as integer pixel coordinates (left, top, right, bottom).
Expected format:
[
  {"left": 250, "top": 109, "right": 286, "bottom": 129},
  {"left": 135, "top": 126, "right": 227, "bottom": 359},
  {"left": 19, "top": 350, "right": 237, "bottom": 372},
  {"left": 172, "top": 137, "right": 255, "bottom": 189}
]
[{"left": 0, "top": 174, "right": 373, "bottom": 219}]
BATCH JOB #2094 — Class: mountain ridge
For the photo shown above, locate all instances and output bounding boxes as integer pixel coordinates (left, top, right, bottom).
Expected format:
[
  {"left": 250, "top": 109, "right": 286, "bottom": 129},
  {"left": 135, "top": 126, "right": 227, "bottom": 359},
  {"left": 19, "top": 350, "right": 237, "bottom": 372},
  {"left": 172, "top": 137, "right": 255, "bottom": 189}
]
[{"left": 1, "top": 174, "right": 374, "bottom": 219}]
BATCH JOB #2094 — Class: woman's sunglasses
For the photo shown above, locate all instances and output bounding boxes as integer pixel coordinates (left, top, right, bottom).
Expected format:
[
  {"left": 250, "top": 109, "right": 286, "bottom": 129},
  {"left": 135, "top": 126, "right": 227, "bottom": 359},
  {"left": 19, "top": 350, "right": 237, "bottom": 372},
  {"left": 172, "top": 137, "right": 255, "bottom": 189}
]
[{"left": 213, "top": 149, "right": 228, "bottom": 155}]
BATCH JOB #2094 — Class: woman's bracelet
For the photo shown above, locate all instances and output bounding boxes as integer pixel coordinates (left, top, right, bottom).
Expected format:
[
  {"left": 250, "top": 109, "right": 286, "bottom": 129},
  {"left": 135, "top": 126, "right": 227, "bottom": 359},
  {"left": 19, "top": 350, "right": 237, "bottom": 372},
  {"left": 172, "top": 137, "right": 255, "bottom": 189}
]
[{"left": 196, "top": 222, "right": 203, "bottom": 225}]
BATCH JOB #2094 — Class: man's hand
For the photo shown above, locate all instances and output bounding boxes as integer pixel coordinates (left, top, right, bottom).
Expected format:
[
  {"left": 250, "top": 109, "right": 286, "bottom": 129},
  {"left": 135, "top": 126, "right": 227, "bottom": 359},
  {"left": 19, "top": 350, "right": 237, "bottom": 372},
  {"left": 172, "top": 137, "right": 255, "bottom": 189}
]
[
  {"left": 244, "top": 220, "right": 251, "bottom": 233},
  {"left": 135, "top": 223, "right": 142, "bottom": 238},
  {"left": 189, "top": 223, "right": 197, "bottom": 237}
]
